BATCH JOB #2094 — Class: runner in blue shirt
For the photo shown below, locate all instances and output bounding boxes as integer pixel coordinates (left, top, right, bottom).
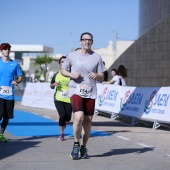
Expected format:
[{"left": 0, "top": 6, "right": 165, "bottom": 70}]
[{"left": 0, "top": 43, "right": 23, "bottom": 142}]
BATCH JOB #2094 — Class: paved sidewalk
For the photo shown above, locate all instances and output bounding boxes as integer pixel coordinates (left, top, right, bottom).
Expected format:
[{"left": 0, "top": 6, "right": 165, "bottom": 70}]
[{"left": 0, "top": 101, "right": 170, "bottom": 170}]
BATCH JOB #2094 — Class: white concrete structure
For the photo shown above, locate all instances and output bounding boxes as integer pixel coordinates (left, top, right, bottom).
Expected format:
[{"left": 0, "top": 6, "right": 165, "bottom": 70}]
[
  {"left": 10, "top": 44, "right": 53, "bottom": 53},
  {"left": 0, "top": 44, "right": 53, "bottom": 59},
  {"left": 93, "top": 40, "right": 134, "bottom": 70}
]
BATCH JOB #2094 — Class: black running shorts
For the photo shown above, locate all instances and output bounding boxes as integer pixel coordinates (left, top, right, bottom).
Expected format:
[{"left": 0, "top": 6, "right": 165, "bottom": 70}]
[{"left": 0, "top": 98, "right": 14, "bottom": 120}]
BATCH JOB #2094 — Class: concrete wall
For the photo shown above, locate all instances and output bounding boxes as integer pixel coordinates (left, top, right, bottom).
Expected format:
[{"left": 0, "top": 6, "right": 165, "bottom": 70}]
[{"left": 110, "top": 14, "right": 170, "bottom": 87}]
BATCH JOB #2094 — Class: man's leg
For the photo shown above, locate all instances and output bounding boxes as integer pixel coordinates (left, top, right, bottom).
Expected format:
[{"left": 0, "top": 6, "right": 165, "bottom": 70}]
[
  {"left": 80, "top": 98, "right": 95, "bottom": 159},
  {"left": 70, "top": 111, "right": 84, "bottom": 159},
  {"left": 0, "top": 119, "right": 9, "bottom": 134},
  {"left": 82, "top": 115, "right": 93, "bottom": 146},
  {"left": 79, "top": 115, "right": 93, "bottom": 159},
  {"left": 73, "top": 111, "right": 84, "bottom": 142},
  {"left": 0, "top": 99, "right": 14, "bottom": 142},
  {"left": 0, "top": 118, "right": 9, "bottom": 142}
]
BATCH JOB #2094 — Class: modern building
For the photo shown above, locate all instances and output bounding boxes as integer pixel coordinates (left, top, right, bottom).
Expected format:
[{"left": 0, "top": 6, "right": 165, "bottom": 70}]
[{"left": 110, "top": 0, "right": 170, "bottom": 87}]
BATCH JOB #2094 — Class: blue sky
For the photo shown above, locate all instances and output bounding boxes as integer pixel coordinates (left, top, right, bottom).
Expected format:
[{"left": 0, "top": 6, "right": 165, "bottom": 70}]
[{"left": 0, "top": 0, "right": 139, "bottom": 55}]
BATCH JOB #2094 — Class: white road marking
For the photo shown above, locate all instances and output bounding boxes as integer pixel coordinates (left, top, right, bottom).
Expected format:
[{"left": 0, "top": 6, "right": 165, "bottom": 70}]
[
  {"left": 43, "top": 116, "right": 52, "bottom": 119},
  {"left": 137, "top": 143, "right": 152, "bottom": 148},
  {"left": 116, "top": 135, "right": 130, "bottom": 140},
  {"left": 33, "top": 112, "right": 39, "bottom": 115}
]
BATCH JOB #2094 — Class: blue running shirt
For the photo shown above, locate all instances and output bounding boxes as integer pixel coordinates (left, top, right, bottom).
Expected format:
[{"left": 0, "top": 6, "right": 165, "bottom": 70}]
[{"left": 0, "top": 59, "right": 22, "bottom": 100}]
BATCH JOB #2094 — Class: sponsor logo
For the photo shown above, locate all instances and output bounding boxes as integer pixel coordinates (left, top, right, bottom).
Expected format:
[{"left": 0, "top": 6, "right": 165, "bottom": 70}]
[
  {"left": 120, "top": 90, "right": 131, "bottom": 110},
  {"left": 144, "top": 90, "right": 169, "bottom": 115},
  {"left": 120, "top": 90, "right": 143, "bottom": 112},
  {"left": 144, "top": 90, "right": 157, "bottom": 114},
  {"left": 98, "top": 87, "right": 108, "bottom": 106},
  {"left": 97, "top": 87, "right": 118, "bottom": 107}
]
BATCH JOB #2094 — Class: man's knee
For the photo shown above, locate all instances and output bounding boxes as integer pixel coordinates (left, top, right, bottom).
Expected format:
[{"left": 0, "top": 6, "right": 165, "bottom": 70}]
[{"left": 74, "top": 111, "right": 84, "bottom": 122}]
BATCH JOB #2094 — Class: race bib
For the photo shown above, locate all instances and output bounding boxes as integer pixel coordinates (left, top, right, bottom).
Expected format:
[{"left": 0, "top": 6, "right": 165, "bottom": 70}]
[
  {"left": 59, "top": 90, "right": 69, "bottom": 98},
  {"left": 76, "top": 84, "right": 92, "bottom": 97},
  {"left": 0, "top": 86, "right": 12, "bottom": 96}
]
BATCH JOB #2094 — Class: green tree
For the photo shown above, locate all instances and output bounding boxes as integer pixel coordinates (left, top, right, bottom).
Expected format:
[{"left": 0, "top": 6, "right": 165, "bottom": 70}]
[{"left": 34, "top": 53, "right": 53, "bottom": 82}]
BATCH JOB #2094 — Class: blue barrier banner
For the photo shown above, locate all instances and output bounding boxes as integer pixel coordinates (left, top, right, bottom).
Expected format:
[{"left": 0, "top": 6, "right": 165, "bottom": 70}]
[
  {"left": 22, "top": 83, "right": 170, "bottom": 122},
  {"left": 95, "top": 84, "right": 170, "bottom": 122}
]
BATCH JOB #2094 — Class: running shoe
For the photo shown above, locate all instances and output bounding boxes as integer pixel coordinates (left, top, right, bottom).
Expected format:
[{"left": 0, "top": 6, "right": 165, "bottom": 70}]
[
  {"left": 80, "top": 146, "right": 90, "bottom": 159},
  {"left": 0, "top": 134, "right": 8, "bottom": 142},
  {"left": 58, "top": 134, "right": 64, "bottom": 141},
  {"left": 70, "top": 144, "right": 80, "bottom": 160}
]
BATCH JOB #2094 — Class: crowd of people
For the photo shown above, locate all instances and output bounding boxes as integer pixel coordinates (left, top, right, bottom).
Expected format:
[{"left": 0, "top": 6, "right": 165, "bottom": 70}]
[{"left": 0, "top": 32, "right": 128, "bottom": 160}]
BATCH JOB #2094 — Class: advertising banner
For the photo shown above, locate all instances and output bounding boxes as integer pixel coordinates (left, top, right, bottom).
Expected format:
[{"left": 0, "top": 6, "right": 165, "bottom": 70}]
[
  {"left": 21, "top": 83, "right": 56, "bottom": 110},
  {"left": 95, "top": 84, "right": 170, "bottom": 122},
  {"left": 22, "top": 83, "right": 170, "bottom": 122}
]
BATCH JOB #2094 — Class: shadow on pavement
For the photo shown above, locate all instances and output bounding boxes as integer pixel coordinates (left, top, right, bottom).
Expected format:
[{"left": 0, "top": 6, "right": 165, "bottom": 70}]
[
  {"left": 90, "top": 147, "right": 154, "bottom": 157},
  {"left": 0, "top": 140, "right": 40, "bottom": 160}
]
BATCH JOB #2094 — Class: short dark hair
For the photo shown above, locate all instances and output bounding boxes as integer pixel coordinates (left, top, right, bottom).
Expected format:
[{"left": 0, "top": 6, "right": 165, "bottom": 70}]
[
  {"left": 80, "top": 32, "right": 93, "bottom": 41},
  {"left": 111, "top": 69, "right": 117, "bottom": 74},
  {"left": 58, "top": 56, "right": 66, "bottom": 64}
]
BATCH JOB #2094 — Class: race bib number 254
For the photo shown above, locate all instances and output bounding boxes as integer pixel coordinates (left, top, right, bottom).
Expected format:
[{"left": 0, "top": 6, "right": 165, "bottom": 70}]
[{"left": 76, "top": 84, "right": 92, "bottom": 97}]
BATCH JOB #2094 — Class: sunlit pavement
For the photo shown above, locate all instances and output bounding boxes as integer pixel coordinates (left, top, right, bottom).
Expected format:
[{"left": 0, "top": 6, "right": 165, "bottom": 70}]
[{"left": 0, "top": 98, "right": 170, "bottom": 170}]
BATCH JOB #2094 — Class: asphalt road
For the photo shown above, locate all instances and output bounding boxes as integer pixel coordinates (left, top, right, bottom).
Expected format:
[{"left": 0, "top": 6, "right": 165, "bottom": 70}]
[{"left": 0, "top": 100, "right": 170, "bottom": 170}]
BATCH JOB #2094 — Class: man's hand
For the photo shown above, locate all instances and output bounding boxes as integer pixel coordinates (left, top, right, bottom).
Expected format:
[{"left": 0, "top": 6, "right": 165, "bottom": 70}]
[
  {"left": 11, "top": 81, "right": 18, "bottom": 86},
  {"left": 88, "top": 72, "right": 97, "bottom": 79},
  {"left": 70, "top": 72, "right": 81, "bottom": 79}
]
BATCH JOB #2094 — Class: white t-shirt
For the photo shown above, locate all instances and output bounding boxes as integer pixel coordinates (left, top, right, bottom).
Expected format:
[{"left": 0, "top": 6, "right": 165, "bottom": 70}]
[
  {"left": 61, "top": 51, "right": 106, "bottom": 99},
  {"left": 119, "top": 76, "right": 126, "bottom": 86},
  {"left": 112, "top": 75, "right": 120, "bottom": 85}
]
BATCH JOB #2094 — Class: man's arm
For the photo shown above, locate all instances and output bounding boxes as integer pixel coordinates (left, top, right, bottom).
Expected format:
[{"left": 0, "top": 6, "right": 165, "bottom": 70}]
[
  {"left": 60, "top": 68, "right": 72, "bottom": 77},
  {"left": 16, "top": 76, "right": 23, "bottom": 84},
  {"left": 96, "top": 72, "right": 104, "bottom": 82},
  {"left": 11, "top": 76, "right": 23, "bottom": 86},
  {"left": 60, "top": 68, "right": 81, "bottom": 79}
]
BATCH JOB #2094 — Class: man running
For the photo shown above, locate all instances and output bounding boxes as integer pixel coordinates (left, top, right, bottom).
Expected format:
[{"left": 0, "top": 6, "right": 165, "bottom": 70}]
[
  {"left": 61, "top": 32, "right": 105, "bottom": 159},
  {"left": 0, "top": 43, "right": 23, "bottom": 142}
]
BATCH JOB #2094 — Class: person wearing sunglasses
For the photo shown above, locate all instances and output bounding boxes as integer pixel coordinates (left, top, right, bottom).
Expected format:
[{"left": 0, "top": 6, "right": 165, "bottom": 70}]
[
  {"left": 50, "top": 56, "right": 72, "bottom": 141},
  {"left": 61, "top": 32, "right": 105, "bottom": 160},
  {"left": 0, "top": 43, "right": 23, "bottom": 142}
]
